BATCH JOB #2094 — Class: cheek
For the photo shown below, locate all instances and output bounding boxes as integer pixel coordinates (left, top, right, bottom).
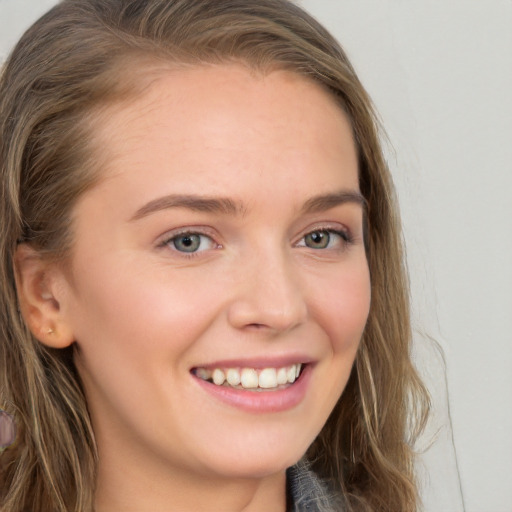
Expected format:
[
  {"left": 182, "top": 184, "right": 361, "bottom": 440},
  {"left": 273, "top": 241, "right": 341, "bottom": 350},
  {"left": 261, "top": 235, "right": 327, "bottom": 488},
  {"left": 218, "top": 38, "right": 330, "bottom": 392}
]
[
  {"left": 312, "top": 262, "right": 371, "bottom": 353},
  {"left": 68, "top": 264, "right": 224, "bottom": 430},
  {"left": 300, "top": 261, "right": 370, "bottom": 431},
  {"left": 67, "top": 259, "right": 222, "bottom": 361}
]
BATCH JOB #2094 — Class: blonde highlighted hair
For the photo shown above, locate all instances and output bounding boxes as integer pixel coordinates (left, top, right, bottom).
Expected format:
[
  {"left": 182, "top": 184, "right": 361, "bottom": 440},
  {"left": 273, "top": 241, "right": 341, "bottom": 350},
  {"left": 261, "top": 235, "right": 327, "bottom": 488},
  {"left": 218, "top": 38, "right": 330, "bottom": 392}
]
[{"left": 0, "top": 1, "right": 429, "bottom": 510}]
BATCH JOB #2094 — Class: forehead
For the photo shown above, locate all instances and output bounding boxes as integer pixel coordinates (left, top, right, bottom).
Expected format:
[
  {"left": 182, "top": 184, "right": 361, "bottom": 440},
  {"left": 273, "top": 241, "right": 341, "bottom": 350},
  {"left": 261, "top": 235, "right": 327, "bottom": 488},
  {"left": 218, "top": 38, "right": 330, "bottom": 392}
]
[{"left": 85, "top": 64, "right": 359, "bottom": 202}]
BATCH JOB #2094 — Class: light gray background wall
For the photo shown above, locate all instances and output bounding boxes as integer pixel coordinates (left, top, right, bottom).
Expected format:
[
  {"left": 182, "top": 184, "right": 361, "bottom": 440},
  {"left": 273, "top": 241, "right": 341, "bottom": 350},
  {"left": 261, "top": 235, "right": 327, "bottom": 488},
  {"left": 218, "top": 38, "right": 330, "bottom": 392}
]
[{"left": 1, "top": 1, "right": 511, "bottom": 511}]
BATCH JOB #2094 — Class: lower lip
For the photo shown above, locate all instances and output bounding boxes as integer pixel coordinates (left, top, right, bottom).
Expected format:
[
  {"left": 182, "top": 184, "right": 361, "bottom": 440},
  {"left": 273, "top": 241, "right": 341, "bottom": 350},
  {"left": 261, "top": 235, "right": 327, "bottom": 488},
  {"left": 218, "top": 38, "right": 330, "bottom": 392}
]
[{"left": 192, "top": 364, "right": 312, "bottom": 413}]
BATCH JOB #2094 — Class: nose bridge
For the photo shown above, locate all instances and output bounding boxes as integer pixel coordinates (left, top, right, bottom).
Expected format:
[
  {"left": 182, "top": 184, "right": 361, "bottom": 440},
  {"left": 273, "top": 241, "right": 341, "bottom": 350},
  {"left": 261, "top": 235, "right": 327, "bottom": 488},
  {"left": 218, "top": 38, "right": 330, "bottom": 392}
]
[{"left": 227, "top": 243, "right": 308, "bottom": 333}]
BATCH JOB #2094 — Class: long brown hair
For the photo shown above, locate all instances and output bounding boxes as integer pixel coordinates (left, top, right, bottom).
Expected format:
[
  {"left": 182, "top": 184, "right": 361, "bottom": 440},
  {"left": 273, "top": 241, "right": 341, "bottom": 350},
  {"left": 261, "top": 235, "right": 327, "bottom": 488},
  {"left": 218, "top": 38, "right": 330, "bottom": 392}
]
[{"left": 0, "top": 1, "right": 429, "bottom": 510}]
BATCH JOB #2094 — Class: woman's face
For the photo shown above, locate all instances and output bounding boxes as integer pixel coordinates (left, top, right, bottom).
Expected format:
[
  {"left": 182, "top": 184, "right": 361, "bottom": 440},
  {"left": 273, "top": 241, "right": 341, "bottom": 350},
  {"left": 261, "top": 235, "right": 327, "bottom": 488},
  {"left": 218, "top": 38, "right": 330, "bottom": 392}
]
[{"left": 58, "top": 65, "right": 370, "bottom": 480}]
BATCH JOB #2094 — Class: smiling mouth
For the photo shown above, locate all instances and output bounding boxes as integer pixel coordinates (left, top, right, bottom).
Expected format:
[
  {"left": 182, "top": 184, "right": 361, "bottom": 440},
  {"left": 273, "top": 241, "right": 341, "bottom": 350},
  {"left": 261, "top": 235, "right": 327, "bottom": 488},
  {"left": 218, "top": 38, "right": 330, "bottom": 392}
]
[{"left": 192, "top": 364, "right": 304, "bottom": 391}]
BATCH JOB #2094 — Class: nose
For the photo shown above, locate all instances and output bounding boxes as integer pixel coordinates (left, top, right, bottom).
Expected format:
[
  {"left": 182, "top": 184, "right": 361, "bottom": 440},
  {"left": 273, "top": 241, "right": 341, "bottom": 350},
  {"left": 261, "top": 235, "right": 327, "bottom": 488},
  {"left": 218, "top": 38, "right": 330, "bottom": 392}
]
[{"left": 226, "top": 248, "right": 308, "bottom": 334}]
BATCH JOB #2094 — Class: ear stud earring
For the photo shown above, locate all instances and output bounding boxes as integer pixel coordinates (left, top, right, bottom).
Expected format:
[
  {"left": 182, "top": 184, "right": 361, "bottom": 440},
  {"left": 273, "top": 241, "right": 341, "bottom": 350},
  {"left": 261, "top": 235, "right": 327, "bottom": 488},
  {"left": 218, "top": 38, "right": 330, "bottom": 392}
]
[{"left": 46, "top": 328, "right": 54, "bottom": 335}]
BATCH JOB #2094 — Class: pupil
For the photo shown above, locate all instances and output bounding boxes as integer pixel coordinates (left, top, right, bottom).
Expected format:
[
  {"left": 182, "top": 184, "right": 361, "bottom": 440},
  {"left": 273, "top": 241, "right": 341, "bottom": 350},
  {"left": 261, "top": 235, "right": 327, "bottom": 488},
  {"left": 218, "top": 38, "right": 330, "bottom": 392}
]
[
  {"left": 174, "top": 234, "right": 200, "bottom": 252},
  {"left": 306, "top": 231, "right": 329, "bottom": 249}
]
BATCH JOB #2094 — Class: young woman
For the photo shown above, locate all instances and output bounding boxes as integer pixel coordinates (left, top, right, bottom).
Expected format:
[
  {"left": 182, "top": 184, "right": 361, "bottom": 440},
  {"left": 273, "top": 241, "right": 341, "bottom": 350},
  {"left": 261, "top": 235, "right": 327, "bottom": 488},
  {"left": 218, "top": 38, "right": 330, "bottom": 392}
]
[{"left": 0, "top": 1, "right": 429, "bottom": 510}]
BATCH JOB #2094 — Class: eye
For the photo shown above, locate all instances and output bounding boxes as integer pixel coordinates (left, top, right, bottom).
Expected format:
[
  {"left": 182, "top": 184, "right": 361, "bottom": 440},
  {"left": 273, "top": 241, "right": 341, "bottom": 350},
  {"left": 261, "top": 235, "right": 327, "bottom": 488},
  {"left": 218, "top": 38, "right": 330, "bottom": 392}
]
[
  {"left": 166, "top": 232, "right": 217, "bottom": 253},
  {"left": 297, "top": 229, "right": 351, "bottom": 250}
]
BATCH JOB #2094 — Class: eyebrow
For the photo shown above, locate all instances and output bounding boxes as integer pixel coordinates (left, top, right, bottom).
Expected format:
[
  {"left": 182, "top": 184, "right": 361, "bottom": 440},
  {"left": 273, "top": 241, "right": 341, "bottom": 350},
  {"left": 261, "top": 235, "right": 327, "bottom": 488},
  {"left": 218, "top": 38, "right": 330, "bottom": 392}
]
[
  {"left": 301, "top": 190, "right": 367, "bottom": 214},
  {"left": 130, "top": 194, "right": 246, "bottom": 221},
  {"left": 130, "top": 189, "right": 366, "bottom": 221}
]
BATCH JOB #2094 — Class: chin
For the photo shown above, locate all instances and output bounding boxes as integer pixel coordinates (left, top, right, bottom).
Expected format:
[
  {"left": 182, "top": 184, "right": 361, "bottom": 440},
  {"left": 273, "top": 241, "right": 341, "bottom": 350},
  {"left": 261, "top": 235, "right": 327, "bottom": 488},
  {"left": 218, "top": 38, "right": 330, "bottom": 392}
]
[
  {"left": 206, "top": 455, "right": 301, "bottom": 480},
  {"left": 191, "top": 433, "right": 311, "bottom": 480}
]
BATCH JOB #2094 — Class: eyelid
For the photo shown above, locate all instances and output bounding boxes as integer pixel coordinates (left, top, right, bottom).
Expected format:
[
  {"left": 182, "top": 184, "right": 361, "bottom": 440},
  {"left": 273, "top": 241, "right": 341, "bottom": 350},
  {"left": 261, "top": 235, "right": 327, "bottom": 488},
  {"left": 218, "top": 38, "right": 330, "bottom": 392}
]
[
  {"left": 293, "top": 223, "right": 357, "bottom": 255},
  {"left": 294, "top": 223, "right": 353, "bottom": 245},
  {"left": 156, "top": 227, "right": 221, "bottom": 253},
  {"left": 155, "top": 222, "right": 356, "bottom": 256}
]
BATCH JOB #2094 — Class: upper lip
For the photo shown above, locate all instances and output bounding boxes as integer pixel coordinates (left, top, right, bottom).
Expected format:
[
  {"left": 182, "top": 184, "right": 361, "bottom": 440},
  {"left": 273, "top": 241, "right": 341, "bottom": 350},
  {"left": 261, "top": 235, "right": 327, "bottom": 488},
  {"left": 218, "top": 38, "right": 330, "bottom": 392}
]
[{"left": 191, "top": 355, "right": 315, "bottom": 370}]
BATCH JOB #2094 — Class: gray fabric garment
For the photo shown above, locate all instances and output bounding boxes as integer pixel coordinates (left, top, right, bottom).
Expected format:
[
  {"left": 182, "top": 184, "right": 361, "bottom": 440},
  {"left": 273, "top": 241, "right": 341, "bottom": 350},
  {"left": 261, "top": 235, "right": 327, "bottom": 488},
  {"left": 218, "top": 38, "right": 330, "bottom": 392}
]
[{"left": 287, "top": 460, "right": 344, "bottom": 512}]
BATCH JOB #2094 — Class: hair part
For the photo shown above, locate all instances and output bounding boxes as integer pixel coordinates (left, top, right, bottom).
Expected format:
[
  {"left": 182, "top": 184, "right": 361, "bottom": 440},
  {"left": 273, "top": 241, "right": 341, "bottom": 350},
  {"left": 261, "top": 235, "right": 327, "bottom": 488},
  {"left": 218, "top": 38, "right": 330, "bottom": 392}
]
[{"left": 0, "top": 1, "right": 429, "bottom": 510}]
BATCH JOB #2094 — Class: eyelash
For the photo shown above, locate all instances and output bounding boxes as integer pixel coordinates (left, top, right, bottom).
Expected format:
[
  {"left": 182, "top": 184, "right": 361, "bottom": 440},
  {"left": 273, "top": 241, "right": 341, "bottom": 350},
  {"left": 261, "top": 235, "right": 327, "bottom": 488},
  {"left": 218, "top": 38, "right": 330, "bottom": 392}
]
[
  {"left": 296, "top": 227, "right": 354, "bottom": 251},
  {"left": 158, "top": 226, "right": 354, "bottom": 258},
  {"left": 158, "top": 229, "right": 219, "bottom": 258}
]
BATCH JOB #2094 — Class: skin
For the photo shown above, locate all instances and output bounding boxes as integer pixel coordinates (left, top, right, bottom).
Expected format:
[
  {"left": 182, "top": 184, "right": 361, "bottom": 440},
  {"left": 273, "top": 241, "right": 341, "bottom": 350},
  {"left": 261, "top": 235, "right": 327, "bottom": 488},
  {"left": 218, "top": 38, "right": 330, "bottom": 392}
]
[{"left": 18, "top": 64, "right": 370, "bottom": 511}]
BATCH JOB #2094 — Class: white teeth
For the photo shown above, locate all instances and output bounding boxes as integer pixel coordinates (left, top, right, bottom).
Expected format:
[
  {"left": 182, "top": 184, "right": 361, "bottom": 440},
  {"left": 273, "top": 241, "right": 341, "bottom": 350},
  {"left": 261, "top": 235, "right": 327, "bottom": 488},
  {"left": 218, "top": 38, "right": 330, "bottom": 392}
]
[
  {"left": 259, "top": 368, "right": 278, "bottom": 389},
  {"left": 226, "top": 368, "right": 241, "bottom": 386},
  {"left": 195, "top": 363, "right": 304, "bottom": 389},
  {"left": 276, "top": 367, "right": 288, "bottom": 385},
  {"left": 287, "top": 366, "right": 296, "bottom": 384},
  {"left": 212, "top": 369, "right": 226, "bottom": 386},
  {"left": 241, "top": 368, "right": 259, "bottom": 389}
]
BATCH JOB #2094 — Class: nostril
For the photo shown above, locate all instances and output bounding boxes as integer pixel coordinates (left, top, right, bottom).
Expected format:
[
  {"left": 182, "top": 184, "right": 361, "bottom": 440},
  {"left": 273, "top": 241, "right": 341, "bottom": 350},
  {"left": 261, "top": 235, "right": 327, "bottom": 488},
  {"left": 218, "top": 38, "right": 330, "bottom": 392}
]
[{"left": 247, "top": 323, "right": 265, "bottom": 329}]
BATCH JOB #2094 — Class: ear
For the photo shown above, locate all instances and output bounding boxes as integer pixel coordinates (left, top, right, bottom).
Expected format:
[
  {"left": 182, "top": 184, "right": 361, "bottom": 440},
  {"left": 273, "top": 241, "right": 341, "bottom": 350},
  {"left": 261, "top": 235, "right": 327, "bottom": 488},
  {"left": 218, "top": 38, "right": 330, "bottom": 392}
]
[{"left": 14, "top": 244, "right": 75, "bottom": 348}]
